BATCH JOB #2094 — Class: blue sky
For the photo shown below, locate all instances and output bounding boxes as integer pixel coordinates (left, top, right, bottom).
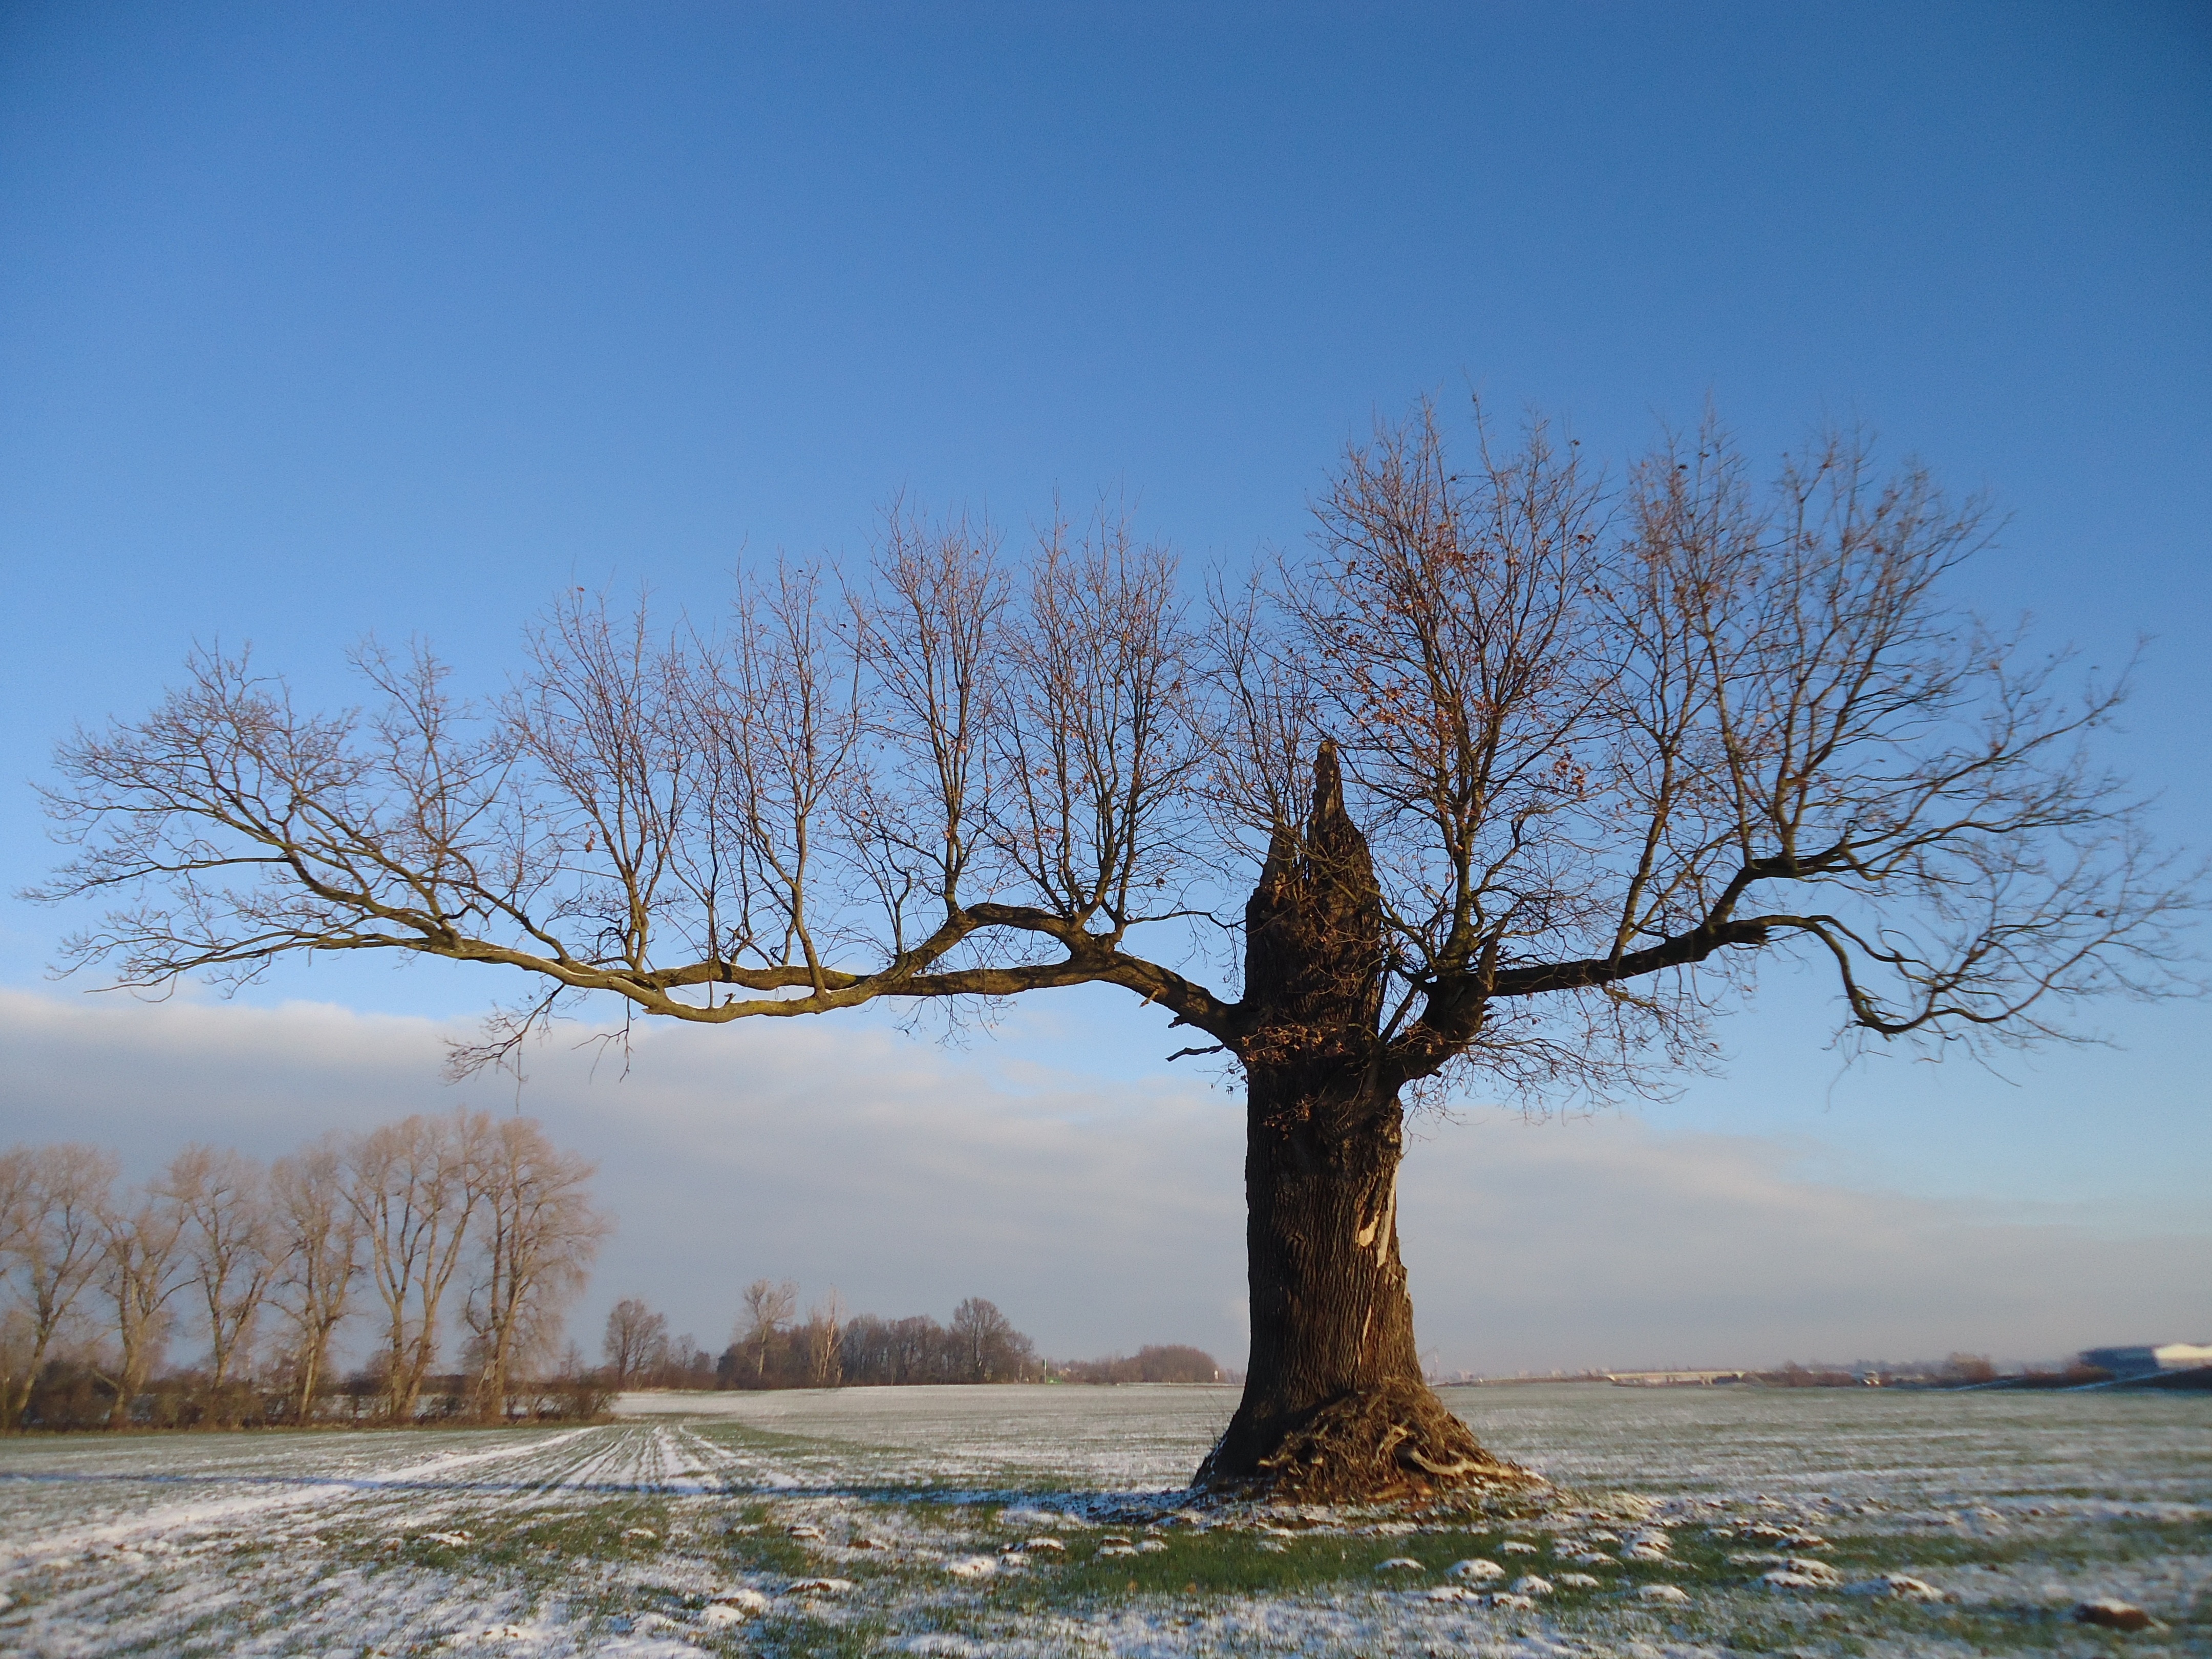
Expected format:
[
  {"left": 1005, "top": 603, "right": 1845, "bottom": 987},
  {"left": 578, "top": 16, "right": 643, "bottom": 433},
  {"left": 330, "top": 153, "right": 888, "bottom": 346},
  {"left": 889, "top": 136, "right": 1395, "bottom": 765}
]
[{"left": 3, "top": 3, "right": 2206, "bottom": 1363}]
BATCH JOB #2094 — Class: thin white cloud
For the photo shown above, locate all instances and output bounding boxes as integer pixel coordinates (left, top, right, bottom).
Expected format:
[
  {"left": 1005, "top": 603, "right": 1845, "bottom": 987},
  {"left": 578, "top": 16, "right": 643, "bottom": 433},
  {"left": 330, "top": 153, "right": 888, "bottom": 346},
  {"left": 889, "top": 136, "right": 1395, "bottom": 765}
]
[{"left": 3, "top": 989, "right": 2204, "bottom": 1374}]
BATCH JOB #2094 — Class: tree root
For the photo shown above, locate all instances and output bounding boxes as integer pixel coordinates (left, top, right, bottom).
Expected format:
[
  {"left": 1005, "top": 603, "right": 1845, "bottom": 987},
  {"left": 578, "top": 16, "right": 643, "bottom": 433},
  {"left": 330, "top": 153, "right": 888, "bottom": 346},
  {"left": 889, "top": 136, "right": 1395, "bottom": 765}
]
[{"left": 1195, "top": 1380, "right": 1542, "bottom": 1505}]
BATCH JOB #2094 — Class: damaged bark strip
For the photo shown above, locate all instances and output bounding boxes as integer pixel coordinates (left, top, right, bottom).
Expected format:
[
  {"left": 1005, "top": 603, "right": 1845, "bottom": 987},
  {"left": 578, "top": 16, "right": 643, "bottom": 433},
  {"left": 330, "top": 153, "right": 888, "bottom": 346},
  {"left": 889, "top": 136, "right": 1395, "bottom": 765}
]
[{"left": 1198, "top": 745, "right": 1531, "bottom": 1501}]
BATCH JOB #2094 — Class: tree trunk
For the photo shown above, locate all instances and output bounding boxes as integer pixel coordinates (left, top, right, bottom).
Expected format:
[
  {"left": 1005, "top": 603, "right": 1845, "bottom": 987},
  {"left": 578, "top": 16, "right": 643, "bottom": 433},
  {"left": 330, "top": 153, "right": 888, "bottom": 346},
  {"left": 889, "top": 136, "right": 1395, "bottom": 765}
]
[
  {"left": 107, "top": 1342, "right": 147, "bottom": 1430},
  {"left": 1196, "top": 744, "right": 1532, "bottom": 1503},
  {"left": 293, "top": 1335, "right": 323, "bottom": 1427}
]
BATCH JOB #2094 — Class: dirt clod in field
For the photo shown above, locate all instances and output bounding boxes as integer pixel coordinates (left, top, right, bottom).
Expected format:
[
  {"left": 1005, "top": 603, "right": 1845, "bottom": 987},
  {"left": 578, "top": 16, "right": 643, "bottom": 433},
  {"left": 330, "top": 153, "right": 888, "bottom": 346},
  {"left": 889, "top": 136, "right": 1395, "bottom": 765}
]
[{"left": 2075, "top": 1597, "right": 2154, "bottom": 1631}]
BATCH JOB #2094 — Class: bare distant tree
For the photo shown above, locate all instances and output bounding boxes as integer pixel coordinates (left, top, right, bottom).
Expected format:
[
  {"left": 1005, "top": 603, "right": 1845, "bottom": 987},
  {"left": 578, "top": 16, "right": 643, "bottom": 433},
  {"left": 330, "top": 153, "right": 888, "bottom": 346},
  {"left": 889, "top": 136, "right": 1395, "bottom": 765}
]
[
  {"left": 32, "top": 404, "right": 2199, "bottom": 1497},
  {"left": 464, "top": 1117, "right": 605, "bottom": 1420},
  {"left": 0, "top": 1145, "right": 117, "bottom": 1430},
  {"left": 602, "top": 1296, "right": 667, "bottom": 1390},
  {"left": 736, "top": 1278, "right": 796, "bottom": 1386},
  {"left": 801, "top": 1289, "right": 844, "bottom": 1390},
  {"left": 948, "top": 1296, "right": 1014, "bottom": 1383},
  {"left": 160, "top": 1146, "right": 279, "bottom": 1421},
  {"left": 838, "top": 1313, "right": 906, "bottom": 1386},
  {"left": 346, "top": 1111, "right": 486, "bottom": 1421},
  {"left": 650, "top": 1332, "right": 713, "bottom": 1389},
  {"left": 268, "top": 1137, "right": 362, "bottom": 1423},
  {"left": 97, "top": 1183, "right": 185, "bottom": 1427}
]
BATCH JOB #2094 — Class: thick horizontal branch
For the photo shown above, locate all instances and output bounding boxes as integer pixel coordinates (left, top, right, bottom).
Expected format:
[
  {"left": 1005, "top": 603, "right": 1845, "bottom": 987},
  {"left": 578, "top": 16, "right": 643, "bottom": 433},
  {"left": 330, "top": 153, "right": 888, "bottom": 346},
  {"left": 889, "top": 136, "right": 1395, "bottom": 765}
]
[
  {"left": 192, "top": 897, "right": 1249, "bottom": 1060},
  {"left": 1486, "top": 916, "right": 1775, "bottom": 999}
]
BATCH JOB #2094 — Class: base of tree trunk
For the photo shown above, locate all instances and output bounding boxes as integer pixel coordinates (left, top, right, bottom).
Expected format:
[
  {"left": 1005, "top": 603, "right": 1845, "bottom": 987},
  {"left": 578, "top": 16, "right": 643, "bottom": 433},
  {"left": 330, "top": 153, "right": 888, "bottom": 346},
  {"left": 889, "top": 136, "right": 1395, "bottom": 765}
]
[{"left": 1194, "top": 1379, "right": 1540, "bottom": 1505}]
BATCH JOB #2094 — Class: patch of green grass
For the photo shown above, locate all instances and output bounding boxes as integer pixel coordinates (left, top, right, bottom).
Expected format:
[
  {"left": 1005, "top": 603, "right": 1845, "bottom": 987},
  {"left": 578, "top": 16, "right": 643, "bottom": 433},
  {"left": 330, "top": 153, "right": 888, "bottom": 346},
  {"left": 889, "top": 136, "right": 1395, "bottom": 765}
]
[
  {"left": 470, "top": 1501, "right": 674, "bottom": 1567},
  {"left": 717, "top": 1527, "right": 835, "bottom": 1578},
  {"left": 1874, "top": 1516, "right": 2210, "bottom": 1573},
  {"left": 741, "top": 1609, "right": 904, "bottom": 1659}
]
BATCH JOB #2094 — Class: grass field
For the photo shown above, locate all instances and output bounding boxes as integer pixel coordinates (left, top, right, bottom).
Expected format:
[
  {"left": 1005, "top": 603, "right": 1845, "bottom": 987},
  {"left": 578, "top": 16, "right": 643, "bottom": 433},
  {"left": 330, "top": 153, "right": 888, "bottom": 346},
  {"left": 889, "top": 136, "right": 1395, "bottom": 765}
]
[{"left": 0, "top": 1382, "right": 2204, "bottom": 1655}]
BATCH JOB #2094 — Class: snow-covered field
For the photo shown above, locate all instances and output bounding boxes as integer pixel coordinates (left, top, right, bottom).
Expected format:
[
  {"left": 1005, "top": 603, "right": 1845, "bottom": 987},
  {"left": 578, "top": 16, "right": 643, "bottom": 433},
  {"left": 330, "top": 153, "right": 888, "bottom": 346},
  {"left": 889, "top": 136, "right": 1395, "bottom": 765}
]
[{"left": 0, "top": 1384, "right": 2203, "bottom": 1656}]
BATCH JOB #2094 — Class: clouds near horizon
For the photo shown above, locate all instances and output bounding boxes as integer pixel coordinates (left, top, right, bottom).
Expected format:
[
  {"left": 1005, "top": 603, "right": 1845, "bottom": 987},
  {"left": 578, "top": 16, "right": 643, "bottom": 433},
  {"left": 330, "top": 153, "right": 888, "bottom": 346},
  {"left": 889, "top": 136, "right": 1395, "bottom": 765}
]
[{"left": 4, "top": 988, "right": 2202, "bottom": 1374}]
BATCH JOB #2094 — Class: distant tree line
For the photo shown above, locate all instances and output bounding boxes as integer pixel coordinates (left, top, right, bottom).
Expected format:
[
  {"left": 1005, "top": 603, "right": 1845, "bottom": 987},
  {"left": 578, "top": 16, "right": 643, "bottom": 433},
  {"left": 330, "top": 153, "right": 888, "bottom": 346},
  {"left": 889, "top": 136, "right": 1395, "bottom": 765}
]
[
  {"left": 0, "top": 1113, "right": 608, "bottom": 1432},
  {"left": 592, "top": 1282, "right": 1045, "bottom": 1390},
  {"left": 8, "top": 1119, "right": 1225, "bottom": 1431},
  {"left": 602, "top": 1280, "right": 1225, "bottom": 1392},
  {"left": 1054, "top": 1344, "right": 1225, "bottom": 1385}
]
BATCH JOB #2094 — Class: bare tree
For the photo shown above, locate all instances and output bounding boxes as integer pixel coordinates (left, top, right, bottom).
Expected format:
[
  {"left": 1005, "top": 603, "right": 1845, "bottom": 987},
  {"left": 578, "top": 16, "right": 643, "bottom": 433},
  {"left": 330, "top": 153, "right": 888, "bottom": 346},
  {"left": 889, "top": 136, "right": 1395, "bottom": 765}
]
[
  {"left": 160, "top": 1146, "right": 278, "bottom": 1422},
  {"left": 736, "top": 1277, "right": 796, "bottom": 1387},
  {"left": 655, "top": 1332, "right": 713, "bottom": 1389},
  {"left": 801, "top": 1288, "right": 844, "bottom": 1389},
  {"left": 31, "top": 405, "right": 2198, "bottom": 1497},
  {"left": 948, "top": 1295, "right": 1028, "bottom": 1382},
  {"left": 268, "top": 1137, "right": 361, "bottom": 1423},
  {"left": 0, "top": 1145, "right": 117, "bottom": 1430},
  {"left": 463, "top": 1117, "right": 605, "bottom": 1420},
  {"left": 98, "top": 1183, "right": 185, "bottom": 1427},
  {"left": 602, "top": 1296, "right": 666, "bottom": 1390},
  {"left": 346, "top": 1111, "right": 485, "bottom": 1421}
]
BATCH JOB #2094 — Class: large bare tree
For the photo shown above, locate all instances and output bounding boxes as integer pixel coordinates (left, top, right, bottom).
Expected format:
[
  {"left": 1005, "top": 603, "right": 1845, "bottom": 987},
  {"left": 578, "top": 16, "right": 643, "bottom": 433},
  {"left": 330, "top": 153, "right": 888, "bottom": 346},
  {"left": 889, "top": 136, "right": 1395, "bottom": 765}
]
[
  {"left": 801, "top": 1288, "right": 845, "bottom": 1390},
  {"left": 462, "top": 1116, "right": 604, "bottom": 1420},
  {"left": 268, "top": 1137, "right": 362, "bottom": 1423},
  {"left": 0, "top": 1145, "right": 117, "bottom": 1430},
  {"left": 345, "top": 1111, "right": 484, "bottom": 1421},
  {"left": 736, "top": 1277, "right": 796, "bottom": 1387},
  {"left": 948, "top": 1295, "right": 1030, "bottom": 1383},
  {"left": 160, "top": 1145, "right": 278, "bottom": 1424},
  {"left": 97, "top": 1181, "right": 186, "bottom": 1428},
  {"left": 30, "top": 407, "right": 2196, "bottom": 1496},
  {"left": 601, "top": 1295, "right": 667, "bottom": 1390}
]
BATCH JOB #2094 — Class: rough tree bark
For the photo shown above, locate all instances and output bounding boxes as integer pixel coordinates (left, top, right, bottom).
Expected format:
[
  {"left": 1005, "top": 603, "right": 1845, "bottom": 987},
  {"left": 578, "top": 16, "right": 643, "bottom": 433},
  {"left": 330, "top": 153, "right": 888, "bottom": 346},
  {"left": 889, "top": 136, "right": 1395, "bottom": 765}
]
[{"left": 1197, "top": 747, "right": 1529, "bottom": 1501}]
